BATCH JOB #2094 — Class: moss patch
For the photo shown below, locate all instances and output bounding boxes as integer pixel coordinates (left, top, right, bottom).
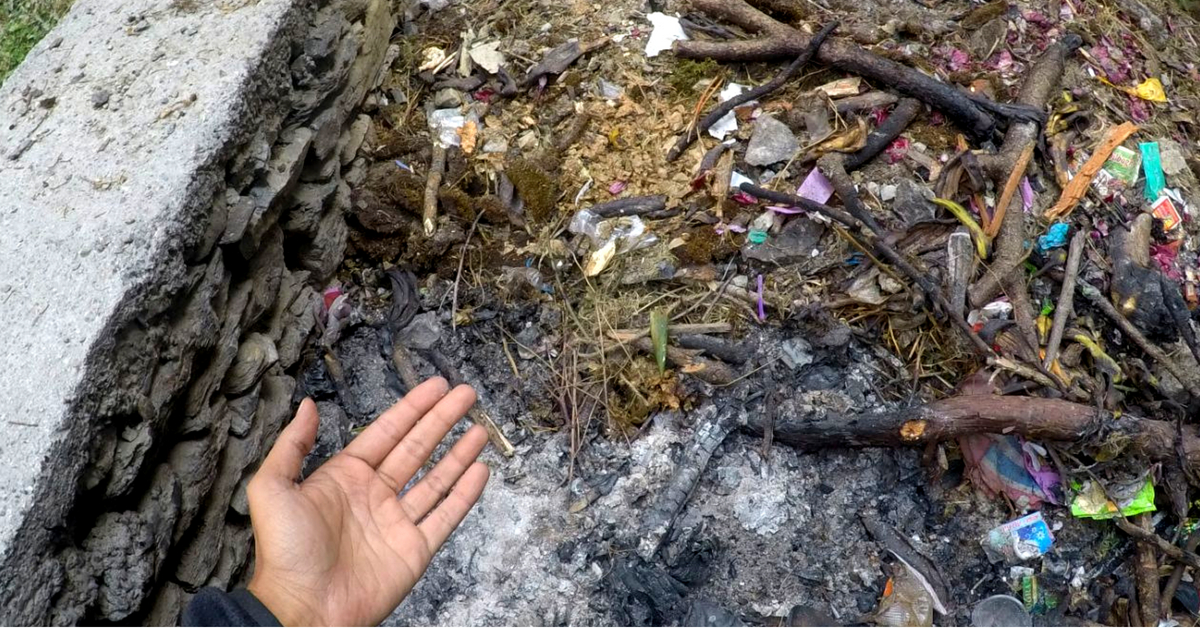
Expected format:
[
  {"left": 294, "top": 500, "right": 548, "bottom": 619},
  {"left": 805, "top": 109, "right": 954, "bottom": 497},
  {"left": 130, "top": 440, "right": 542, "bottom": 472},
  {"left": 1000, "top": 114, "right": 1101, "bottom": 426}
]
[
  {"left": 506, "top": 157, "right": 558, "bottom": 224},
  {"left": 1, "top": 1, "right": 73, "bottom": 85}
]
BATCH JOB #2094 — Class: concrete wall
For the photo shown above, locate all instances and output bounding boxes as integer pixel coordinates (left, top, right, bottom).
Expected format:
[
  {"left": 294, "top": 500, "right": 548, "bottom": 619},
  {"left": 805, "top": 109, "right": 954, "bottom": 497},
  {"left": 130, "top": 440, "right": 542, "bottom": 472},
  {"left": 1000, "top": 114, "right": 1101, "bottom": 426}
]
[{"left": 0, "top": 0, "right": 392, "bottom": 623}]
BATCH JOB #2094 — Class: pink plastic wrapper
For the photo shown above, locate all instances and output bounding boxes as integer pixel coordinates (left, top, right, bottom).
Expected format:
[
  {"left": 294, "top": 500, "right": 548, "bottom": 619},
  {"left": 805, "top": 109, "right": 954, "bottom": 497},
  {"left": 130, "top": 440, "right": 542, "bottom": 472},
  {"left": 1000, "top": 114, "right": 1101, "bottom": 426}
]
[
  {"left": 796, "top": 168, "right": 834, "bottom": 204},
  {"left": 608, "top": 180, "right": 627, "bottom": 195},
  {"left": 1020, "top": 177, "right": 1035, "bottom": 212}
]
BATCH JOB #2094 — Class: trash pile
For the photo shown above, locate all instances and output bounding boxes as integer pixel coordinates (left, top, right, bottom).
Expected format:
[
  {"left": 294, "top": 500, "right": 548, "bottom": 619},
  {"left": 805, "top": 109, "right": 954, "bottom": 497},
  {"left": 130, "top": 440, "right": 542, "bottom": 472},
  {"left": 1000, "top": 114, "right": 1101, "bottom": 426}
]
[{"left": 314, "top": 0, "right": 1200, "bottom": 624}]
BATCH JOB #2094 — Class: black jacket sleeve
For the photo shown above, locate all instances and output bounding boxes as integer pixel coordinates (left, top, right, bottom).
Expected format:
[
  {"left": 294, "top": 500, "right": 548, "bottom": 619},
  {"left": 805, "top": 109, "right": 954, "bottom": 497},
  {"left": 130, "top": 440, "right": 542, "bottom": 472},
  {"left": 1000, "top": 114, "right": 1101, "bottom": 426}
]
[{"left": 182, "top": 587, "right": 282, "bottom": 627}]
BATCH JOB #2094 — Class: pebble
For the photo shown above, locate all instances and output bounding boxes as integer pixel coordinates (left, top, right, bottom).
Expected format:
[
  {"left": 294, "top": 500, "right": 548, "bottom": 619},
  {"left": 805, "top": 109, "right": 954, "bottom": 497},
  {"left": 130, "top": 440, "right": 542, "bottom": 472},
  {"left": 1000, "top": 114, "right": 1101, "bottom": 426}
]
[
  {"left": 91, "top": 89, "right": 111, "bottom": 109},
  {"left": 879, "top": 184, "right": 897, "bottom": 202},
  {"left": 745, "top": 115, "right": 798, "bottom": 166},
  {"left": 432, "top": 88, "right": 463, "bottom": 108}
]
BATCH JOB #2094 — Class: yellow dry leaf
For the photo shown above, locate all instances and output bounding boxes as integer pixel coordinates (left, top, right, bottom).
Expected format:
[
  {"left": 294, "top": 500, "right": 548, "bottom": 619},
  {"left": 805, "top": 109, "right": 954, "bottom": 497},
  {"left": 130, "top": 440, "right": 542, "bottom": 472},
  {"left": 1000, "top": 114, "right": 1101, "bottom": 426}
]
[{"left": 457, "top": 120, "right": 478, "bottom": 154}]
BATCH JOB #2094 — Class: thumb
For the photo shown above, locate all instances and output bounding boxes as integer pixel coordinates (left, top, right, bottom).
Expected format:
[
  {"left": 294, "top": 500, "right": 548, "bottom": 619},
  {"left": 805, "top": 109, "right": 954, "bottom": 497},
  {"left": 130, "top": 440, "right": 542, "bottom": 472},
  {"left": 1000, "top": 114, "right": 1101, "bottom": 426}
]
[{"left": 257, "top": 398, "right": 319, "bottom": 485}]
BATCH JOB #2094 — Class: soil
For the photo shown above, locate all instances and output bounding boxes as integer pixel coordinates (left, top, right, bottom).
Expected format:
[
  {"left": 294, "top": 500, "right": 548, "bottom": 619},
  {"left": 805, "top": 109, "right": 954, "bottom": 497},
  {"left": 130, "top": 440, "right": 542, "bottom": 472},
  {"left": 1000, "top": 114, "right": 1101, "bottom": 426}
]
[{"left": 302, "top": 0, "right": 1200, "bottom": 624}]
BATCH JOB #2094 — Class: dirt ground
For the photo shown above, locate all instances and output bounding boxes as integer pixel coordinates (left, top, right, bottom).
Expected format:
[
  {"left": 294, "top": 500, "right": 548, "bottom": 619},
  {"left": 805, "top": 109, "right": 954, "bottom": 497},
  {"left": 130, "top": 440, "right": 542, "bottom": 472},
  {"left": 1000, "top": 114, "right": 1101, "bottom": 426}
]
[{"left": 302, "top": 0, "right": 1200, "bottom": 624}]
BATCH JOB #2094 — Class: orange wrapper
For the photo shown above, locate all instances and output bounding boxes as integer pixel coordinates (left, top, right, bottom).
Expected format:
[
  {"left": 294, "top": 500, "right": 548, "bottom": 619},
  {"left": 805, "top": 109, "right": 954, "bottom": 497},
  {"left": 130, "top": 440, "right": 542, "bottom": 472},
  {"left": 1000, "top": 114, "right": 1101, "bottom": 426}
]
[{"left": 1045, "top": 122, "right": 1139, "bottom": 220}]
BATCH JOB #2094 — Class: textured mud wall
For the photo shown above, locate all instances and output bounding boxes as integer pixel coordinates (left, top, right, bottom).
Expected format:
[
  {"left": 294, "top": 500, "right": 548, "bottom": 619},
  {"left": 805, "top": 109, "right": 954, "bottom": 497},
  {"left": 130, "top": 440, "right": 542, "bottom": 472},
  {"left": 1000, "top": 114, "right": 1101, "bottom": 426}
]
[{"left": 0, "top": 0, "right": 392, "bottom": 623}]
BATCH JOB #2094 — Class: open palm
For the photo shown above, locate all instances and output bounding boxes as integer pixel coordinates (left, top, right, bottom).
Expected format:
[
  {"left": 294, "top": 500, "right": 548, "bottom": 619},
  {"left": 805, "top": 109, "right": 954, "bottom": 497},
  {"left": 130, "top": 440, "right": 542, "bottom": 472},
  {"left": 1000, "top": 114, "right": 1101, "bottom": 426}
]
[{"left": 245, "top": 378, "right": 490, "bottom": 626}]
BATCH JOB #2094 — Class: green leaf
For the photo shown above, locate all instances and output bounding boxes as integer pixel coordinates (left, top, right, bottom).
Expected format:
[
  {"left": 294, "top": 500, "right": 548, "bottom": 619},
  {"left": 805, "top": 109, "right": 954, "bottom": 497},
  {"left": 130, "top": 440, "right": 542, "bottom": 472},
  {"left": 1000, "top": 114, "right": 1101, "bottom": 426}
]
[{"left": 650, "top": 309, "right": 668, "bottom": 373}]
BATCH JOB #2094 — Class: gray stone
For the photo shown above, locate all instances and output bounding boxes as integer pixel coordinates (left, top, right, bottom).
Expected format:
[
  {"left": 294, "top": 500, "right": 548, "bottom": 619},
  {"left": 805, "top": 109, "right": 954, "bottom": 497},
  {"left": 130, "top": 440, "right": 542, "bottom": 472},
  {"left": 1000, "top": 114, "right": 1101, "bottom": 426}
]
[
  {"left": 339, "top": 114, "right": 371, "bottom": 166},
  {"left": 105, "top": 422, "right": 153, "bottom": 499},
  {"left": 301, "top": 150, "right": 341, "bottom": 183},
  {"left": 297, "top": 206, "right": 349, "bottom": 281},
  {"left": 283, "top": 179, "right": 340, "bottom": 234},
  {"left": 226, "top": 130, "right": 274, "bottom": 192},
  {"left": 893, "top": 179, "right": 936, "bottom": 225},
  {"left": 745, "top": 115, "right": 799, "bottom": 166},
  {"left": 230, "top": 473, "right": 252, "bottom": 517},
  {"left": 227, "top": 382, "right": 262, "bottom": 438},
  {"left": 219, "top": 193, "right": 256, "bottom": 246},
  {"left": 145, "top": 581, "right": 189, "bottom": 627},
  {"left": 266, "top": 270, "right": 317, "bottom": 370},
  {"left": 290, "top": 8, "right": 356, "bottom": 122},
  {"left": 257, "top": 374, "right": 297, "bottom": 446},
  {"left": 191, "top": 193, "right": 228, "bottom": 262},
  {"left": 433, "top": 88, "right": 464, "bottom": 108},
  {"left": 167, "top": 405, "right": 231, "bottom": 542},
  {"left": 780, "top": 337, "right": 815, "bottom": 370},
  {"left": 1160, "top": 139, "right": 1192, "bottom": 179},
  {"left": 90, "top": 89, "right": 110, "bottom": 108},
  {"left": 879, "top": 184, "right": 897, "bottom": 202},
  {"left": 741, "top": 216, "right": 824, "bottom": 265},
  {"left": 222, "top": 333, "right": 279, "bottom": 396},
  {"left": 240, "top": 227, "right": 286, "bottom": 329},
  {"left": 240, "top": 126, "right": 315, "bottom": 259},
  {"left": 968, "top": 17, "right": 1008, "bottom": 59},
  {"left": 175, "top": 416, "right": 267, "bottom": 588},
  {"left": 397, "top": 311, "right": 443, "bottom": 350},
  {"left": 308, "top": 0, "right": 395, "bottom": 160},
  {"left": 207, "top": 524, "right": 254, "bottom": 590}
]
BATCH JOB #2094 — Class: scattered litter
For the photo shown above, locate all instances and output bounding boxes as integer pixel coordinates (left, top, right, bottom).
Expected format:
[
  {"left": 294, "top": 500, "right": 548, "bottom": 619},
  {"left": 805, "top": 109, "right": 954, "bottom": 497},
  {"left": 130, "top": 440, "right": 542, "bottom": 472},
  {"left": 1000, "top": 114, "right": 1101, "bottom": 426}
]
[
  {"left": 779, "top": 337, "right": 814, "bottom": 369},
  {"left": 814, "top": 76, "right": 862, "bottom": 98},
  {"left": 394, "top": 160, "right": 413, "bottom": 173},
  {"left": 645, "top": 13, "right": 688, "bottom": 58},
  {"left": 961, "top": 434, "right": 1058, "bottom": 508},
  {"left": 1102, "top": 145, "right": 1141, "bottom": 186},
  {"left": 468, "top": 41, "right": 505, "bottom": 74},
  {"left": 1070, "top": 475, "right": 1156, "bottom": 520},
  {"left": 982, "top": 512, "right": 1055, "bottom": 563},
  {"left": 730, "top": 170, "right": 752, "bottom": 190},
  {"left": 879, "top": 184, "right": 897, "bottom": 202},
  {"left": 608, "top": 180, "right": 628, "bottom": 195},
  {"left": 419, "top": 46, "right": 448, "bottom": 72},
  {"left": 1019, "top": 177, "right": 1035, "bottom": 212},
  {"left": 1046, "top": 122, "right": 1139, "bottom": 219},
  {"left": 1037, "top": 223, "right": 1070, "bottom": 253},
  {"left": 796, "top": 168, "right": 834, "bottom": 204},
  {"left": 428, "top": 108, "right": 467, "bottom": 147},
  {"left": 1151, "top": 194, "right": 1182, "bottom": 231},
  {"left": 971, "top": 595, "right": 1031, "bottom": 627},
  {"left": 597, "top": 79, "right": 623, "bottom": 100},
  {"left": 874, "top": 566, "right": 934, "bottom": 627},
  {"left": 1141, "top": 141, "right": 1166, "bottom": 201},
  {"left": 569, "top": 209, "right": 657, "bottom": 276},
  {"left": 709, "top": 83, "right": 748, "bottom": 140}
]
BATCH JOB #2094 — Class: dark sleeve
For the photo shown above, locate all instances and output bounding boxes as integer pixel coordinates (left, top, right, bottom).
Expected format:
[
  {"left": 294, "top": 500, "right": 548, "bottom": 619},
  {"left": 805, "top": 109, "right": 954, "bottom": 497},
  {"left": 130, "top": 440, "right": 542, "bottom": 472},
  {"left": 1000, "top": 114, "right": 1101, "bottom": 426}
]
[{"left": 182, "top": 587, "right": 282, "bottom": 627}]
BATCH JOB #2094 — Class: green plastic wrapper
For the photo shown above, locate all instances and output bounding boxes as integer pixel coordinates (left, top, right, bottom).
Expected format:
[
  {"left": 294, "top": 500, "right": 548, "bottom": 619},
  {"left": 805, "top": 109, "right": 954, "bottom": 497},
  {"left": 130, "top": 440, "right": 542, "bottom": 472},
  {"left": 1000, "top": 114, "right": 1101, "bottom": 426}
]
[
  {"left": 1070, "top": 476, "right": 1156, "bottom": 519},
  {"left": 1141, "top": 142, "right": 1166, "bottom": 202}
]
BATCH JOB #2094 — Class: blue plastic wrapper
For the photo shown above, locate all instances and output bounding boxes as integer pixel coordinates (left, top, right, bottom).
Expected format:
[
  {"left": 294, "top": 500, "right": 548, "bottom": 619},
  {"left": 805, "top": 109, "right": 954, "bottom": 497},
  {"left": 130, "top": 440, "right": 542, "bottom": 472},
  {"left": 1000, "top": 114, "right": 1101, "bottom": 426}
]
[
  {"left": 1037, "top": 223, "right": 1069, "bottom": 253},
  {"left": 1141, "top": 142, "right": 1166, "bottom": 202}
]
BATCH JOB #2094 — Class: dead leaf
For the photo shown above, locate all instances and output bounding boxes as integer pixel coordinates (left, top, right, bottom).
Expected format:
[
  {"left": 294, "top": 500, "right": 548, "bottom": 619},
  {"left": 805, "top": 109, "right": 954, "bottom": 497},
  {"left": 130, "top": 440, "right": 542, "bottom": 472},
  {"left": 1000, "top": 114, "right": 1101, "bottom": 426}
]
[{"left": 457, "top": 120, "right": 478, "bottom": 154}]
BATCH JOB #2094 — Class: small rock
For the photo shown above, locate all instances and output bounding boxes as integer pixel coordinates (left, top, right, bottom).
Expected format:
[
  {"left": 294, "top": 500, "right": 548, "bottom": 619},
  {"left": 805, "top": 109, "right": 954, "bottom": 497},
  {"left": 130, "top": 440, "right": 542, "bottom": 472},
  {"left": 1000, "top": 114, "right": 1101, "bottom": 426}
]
[
  {"left": 893, "top": 179, "right": 936, "bottom": 224},
  {"left": 432, "top": 88, "right": 463, "bottom": 108},
  {"left": 968, "top": 17, "right": 1008, "bottom": 59},
  {"left": 222, "top": 333, "right": 278, "bottom": 396},
  {"left": 745, "top": 115, "right": 798, "bottom": 166},
  {"left": 780, "top": 337, "right": 814, "bottom": 370},
  {"left": 398, "top": 311, "right": 442, "bottom": 350},
  {"left": 741, "top": 216, "right": 824, "bottom": 265},
  {"left": 1159, "top": 139, "right": 1189, "bottom": 177},
  {"left": 879, "top": 184, "right": 897, "bottom": 202},
  {"left": 597, "top": 79, "right": 623, "bottom": 100},
  {"left": 91, "top": 89, "right": 111, "bottom": 108},
  {"left": 482, "top": 137, "right": 509, "bottom": 153}
]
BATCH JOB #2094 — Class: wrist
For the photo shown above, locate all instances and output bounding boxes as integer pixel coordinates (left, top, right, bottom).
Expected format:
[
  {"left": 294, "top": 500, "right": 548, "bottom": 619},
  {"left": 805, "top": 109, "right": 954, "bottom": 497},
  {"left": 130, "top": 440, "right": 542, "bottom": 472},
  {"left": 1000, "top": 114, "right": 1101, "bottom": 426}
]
[{"left": 247, "top": 574, "right": 324, "bottom": 626}]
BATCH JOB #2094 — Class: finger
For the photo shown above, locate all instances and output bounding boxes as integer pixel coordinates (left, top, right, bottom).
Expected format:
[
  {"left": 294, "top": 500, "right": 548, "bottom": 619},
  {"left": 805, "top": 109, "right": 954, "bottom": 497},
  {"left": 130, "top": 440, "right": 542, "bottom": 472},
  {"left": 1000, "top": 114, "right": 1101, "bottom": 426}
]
[
  {"left": 417, "top": 462, "right": 489, "bottom": 553},
  {"left": 398, "top": 425, "right": 489, "bottom": 521},
  {"left": 341, "top": 377, "right": 449, "bottom": 467},
  {"left": 375, "top": 384, "right": 477, "bottom": 491},
  {"left": 255, "top": 398, "right": 319, "bottom": 486}
]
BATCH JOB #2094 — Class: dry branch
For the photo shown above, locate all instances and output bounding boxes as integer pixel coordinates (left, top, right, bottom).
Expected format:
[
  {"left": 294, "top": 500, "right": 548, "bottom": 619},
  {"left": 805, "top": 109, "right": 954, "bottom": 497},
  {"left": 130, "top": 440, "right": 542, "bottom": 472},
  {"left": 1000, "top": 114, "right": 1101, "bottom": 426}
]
[
  {"left": 843, "top": 97, "right": 922, "bottom": 171},
  {"left": 667, "top": 21, "right": 838, "bottom": 162},
  {"left": 675, "top": 0, "right": 997, "bottom": 139},
  {"left": 751, "top": 395, "right": 1200, "bottom": 474}
]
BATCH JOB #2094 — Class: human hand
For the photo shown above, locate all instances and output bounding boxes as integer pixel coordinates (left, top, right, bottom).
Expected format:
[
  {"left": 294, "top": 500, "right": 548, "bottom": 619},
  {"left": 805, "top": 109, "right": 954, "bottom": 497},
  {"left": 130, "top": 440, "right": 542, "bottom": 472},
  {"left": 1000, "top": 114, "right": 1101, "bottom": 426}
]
[{"left": 245, "top": 378, "right": 490, "bottom": 626}]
